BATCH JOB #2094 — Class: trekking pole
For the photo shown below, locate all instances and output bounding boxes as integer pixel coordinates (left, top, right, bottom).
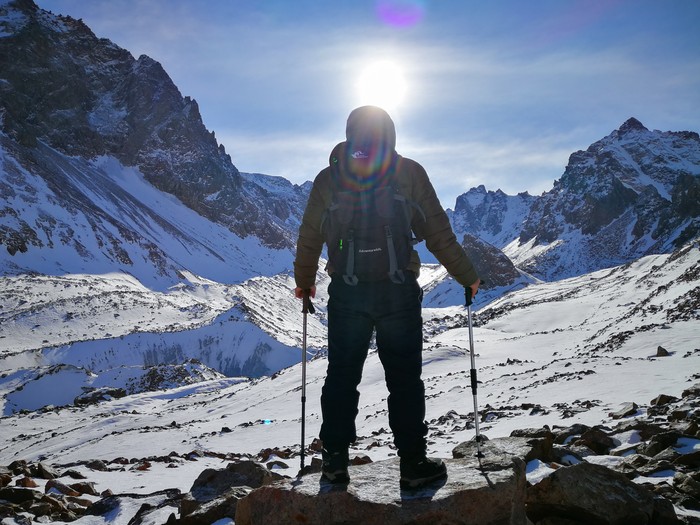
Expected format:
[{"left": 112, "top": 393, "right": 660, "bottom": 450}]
[
  {"left": 465, "top": 286, "right": 484, "bottom": 458},
  {"left": 300, "top": 290, "right": 315, "bottom": 473}
]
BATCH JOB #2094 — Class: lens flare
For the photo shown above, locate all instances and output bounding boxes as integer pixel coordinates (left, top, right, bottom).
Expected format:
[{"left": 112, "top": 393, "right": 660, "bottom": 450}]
[{"left": 376, "top": 0, "right": 426, "bottom": 28}]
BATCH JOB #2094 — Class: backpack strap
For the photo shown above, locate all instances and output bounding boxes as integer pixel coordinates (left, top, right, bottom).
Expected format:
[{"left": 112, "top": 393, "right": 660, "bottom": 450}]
[
  {"left": 342, "top": 229, "right": 359, "bottom": 286},
  {"left": 384, "top": 225, "right": 406, "bottom": 284}
]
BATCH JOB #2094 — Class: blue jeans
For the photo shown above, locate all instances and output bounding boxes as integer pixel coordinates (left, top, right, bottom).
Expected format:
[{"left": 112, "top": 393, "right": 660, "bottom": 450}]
[{"left": 319, "top": 273, "right": 428, "bottom": 458}]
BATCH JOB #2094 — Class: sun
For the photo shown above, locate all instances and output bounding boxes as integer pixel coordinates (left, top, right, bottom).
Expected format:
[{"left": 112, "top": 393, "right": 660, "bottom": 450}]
[{"left": 357, "top": 60, "right": 407, "bottom": 112}]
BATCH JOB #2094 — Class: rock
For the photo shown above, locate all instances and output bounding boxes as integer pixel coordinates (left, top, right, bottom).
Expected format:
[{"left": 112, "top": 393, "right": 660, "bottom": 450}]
[
  {"left": 574, "top": 427, "right": 616, "bottom": 455},
  {"left": 30, "top": 463, "right": 60, "bottom": 480},
  {"left": 609, "top": 402, "right": 638, "bottom": 419},
  {"left": 0, "top": 472, "right": 11, "bottom": 488},
  {"left": 86, "top": 489, "right": 181, "bottom": 518},
  {"left": 453, "top": 434, "right": 554, "bottom": 463},
  {"left": 657, "top": 346, "right": 670, "bottom": 357},
  {"left": 669, "top": 404, "right": 694, "bottom": 422},
  {"left": 681, "top": 383, "right": 700, "bottom": 399},
  {"left": 8, "top": 460, "right": 29, "bottom": 476},
  {"left": 178, "top": 487, "right": 250, "bottom": 525},
  {"left": 45, "top": 479, "right": 81, "bottom": 497},
  {"left": 61, "top": 469, "right": 87, "bottom": 480},
  {"left": 27, "top": 500, "right": 54, "bottom": 518},
  {"left": 526, "top": 462, "right": 665, "bottom": 524},
  {"left": 235, "top": 454, "right": 527, "bottom": 525},
  {"left": 180, "top": 461, "right": 284, "bottom": 520},
  {"left": 674, "top": 472, "right": 700, "bottom": 500},
  {"left": 15, "top": 476, "right": 38, "bottom": 488},
  {"left": 611, "top": 419, "right": 666, "bottom": 441},
  {"left": 674, "top": 450, "right": 700, "bottom": 468},
  {"left": 70, "top": 481, "right": 99, "bottom": 496},
  {"left": 553, "top": 424, "right": 590, "bottom": 445},
  {"left": 0, "top": 486, "right": 44, "bottom": 507},
  {"left": 85, "top": 460, "right": 108, "bottom": 471},
  {"left": 651, "top": 394, "right": 680, "bottom": 406},
  {"left": 74, "top": 386, "right": 127, "bottom": 406},
  {"left": 641, "top": 432, "right": 684, "bottom": 457}
]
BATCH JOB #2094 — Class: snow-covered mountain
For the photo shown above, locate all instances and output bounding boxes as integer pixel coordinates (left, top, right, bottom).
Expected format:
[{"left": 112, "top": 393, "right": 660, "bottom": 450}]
[
  {"left": 0, "top": 0, "right": 309, "bottom": 281},
  {"left": 451, "top": 118, "right": 700, "bottom": 280}
]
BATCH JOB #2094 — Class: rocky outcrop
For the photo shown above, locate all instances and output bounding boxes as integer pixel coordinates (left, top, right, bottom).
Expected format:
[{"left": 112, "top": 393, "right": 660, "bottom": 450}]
[
  {"left": 460, "top": 233, "right": 523, "bottom": 289},
  {"left": 235, "top": 451, "right": 527, "bottom": 525}
]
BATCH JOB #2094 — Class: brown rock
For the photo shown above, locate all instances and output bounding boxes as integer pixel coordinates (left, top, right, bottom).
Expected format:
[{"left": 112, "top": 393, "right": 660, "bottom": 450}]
[
  {"left": 15, "top": 476, "right": 38, "bottom": 488},
  {"left": 45, "top": 479, "right": 81, "bottom": 497},
  {"left": 181, "top": 461, "right": 284, "bottom": 518},
  {"left": 0, "top": 473, "right": 11, "bottom": 488},
  {"left": 70, "top": 481, "right": 99, "bottom": 496},
  {"left": 650, "top": 394, "right": 679, "bottom": 406}
]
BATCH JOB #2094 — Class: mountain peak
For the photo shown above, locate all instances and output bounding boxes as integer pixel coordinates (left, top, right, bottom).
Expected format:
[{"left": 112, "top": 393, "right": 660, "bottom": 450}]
[{"left": 618, "top": 117, "right": 648, "bottom": 134}]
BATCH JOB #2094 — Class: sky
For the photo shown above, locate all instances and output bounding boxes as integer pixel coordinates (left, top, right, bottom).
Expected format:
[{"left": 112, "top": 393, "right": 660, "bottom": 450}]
[{"left": 35, "top": 0, "right": 700, "bottom": 208}]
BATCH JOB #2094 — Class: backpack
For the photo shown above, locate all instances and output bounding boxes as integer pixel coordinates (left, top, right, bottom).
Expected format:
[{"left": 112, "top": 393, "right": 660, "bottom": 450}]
[{"left": 322, "top": 155, "right": 425, "bottom": 285}]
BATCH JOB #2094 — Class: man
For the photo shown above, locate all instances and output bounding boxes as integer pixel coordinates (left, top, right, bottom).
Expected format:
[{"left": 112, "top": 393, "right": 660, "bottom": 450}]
[{"left": 294, "top": 106, "right": 479, "bottom": 489}]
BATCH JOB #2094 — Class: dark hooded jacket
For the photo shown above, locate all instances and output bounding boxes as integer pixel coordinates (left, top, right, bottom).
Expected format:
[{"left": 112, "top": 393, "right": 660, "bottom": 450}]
[{"left": 294, "top": 142, "right": 478, "bottom": 290}]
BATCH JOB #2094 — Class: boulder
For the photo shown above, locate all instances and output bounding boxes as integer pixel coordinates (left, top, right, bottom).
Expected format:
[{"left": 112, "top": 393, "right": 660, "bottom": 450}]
[
  {"left": 235, "top": 452, "right": 527, "bottom": 525},
  {"left": 454, "top": 434, "right": 553, "bottom": 464},
  {"left": 179, "top": 461, "right": 283, "bottom": 522},
  {"left": 527, "top": 462, "right": 659, "bottom": 524},
  {"left": 574, "top": 427, "right": 616, "bottom": 454},
  {"left": 609, "top": 402, "right": 638, "bottom": 420}
]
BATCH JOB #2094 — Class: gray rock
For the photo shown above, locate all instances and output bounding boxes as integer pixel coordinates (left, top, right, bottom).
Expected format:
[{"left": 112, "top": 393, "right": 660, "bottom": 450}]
[
  {"left": 235, "top": 455, "right": 527, "bottom": 525},
  {"left": 526, "top": 462, "right": 658, "bottom": 524},
  {"left": 609, "top": 402, "right": 638, "bottom": 420},
  {"left": 454, "top": 435, "right": 553, "bottom": 464},
  {"left": 574, "top": 427, "right": 616, "bottom": 454}
]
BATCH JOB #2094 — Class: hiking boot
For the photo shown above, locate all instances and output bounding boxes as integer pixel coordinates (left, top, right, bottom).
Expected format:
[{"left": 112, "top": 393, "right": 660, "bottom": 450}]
[
  {"left": 399, "top": 456, "right": 447, "bottom": 489},
  {"left": 321, "top": 448, "right": 349, "bottom": 484}
]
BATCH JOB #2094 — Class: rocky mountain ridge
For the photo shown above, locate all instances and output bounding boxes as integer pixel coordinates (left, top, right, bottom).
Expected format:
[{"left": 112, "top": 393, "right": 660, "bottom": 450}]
[
  {"left": 0, "top": 0, "right": 308, "bottom": 272},
  {"left": 451, "top": 117, "right": 700, "bottom": 280}
]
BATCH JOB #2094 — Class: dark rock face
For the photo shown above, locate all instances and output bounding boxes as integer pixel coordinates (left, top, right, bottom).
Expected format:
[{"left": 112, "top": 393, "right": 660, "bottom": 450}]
[{"left": 460, "top": 233, "right": 522, "bottom": 289}]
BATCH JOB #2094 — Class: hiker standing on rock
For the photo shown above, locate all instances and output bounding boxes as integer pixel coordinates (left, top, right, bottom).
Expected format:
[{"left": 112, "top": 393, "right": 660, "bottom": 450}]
[{"left": 294, "top": 105, "right": 480, "bottom": 489}]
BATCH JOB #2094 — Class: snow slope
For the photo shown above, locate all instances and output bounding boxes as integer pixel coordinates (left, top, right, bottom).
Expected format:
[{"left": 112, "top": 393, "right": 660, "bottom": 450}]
[{"left": 1, "top": 243, "right": 696, "bottom": 502}]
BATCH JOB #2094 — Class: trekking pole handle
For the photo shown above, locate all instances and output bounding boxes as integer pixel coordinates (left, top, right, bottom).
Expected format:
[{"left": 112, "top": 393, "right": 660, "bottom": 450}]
[
  {"left": 464, "top": 279, "right": 484, "bottom": 307},
  {"left": 302, "top": 290, "right": 315, "bottom": 314}
]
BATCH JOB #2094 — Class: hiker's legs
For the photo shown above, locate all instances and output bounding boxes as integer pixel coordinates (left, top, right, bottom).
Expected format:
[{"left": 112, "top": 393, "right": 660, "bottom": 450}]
[
  {"left": 374, "top": 274, "right": 428, "bottom": 458},
  {"left": 320, "top": 278, "right": 374, "bottom": 451}
]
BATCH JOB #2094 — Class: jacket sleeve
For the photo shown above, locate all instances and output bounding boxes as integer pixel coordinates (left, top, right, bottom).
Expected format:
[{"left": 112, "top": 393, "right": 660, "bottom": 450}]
[
  {"left": 410, "top": 162, "right": 479, "bottom": 288},
  {"left": 294, "top": 170, "right": 329, "bottom": 290}
]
